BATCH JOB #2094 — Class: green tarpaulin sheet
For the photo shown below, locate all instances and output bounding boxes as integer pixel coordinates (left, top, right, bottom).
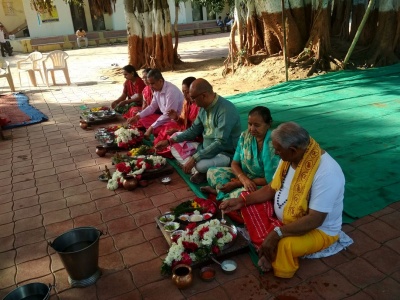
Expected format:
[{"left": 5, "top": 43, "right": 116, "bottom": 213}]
[{"left": 170, "top": 64, "right": 400, "bottom": 223}]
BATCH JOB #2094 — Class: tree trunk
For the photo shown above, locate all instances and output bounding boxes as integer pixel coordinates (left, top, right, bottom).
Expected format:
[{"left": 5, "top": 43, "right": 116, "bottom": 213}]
[
  {"left": 367, "top": 0, "right": 399, "bottom": 66},
  {"left": 124, "top": 0, "right": 174, "bottom": 70},
  {"left": 173, "top": 2, "right": 182, "bottom": 64},
  {"left": 350, "top": 1, "right": 377, "bottom": 46},
  {"left": 331, "top": 0, "right": 351, "bottom": 40}
]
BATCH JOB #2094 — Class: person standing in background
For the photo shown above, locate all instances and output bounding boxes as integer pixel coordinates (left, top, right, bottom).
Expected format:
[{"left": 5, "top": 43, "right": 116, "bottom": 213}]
[{"left": 0, "top": 24, "right": 12, "bottom": 57}]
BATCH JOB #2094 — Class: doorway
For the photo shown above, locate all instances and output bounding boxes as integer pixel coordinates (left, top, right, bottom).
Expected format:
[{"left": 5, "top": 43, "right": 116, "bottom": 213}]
[{"left": 69, "top": 4, "right": 88, "bottom": 32}]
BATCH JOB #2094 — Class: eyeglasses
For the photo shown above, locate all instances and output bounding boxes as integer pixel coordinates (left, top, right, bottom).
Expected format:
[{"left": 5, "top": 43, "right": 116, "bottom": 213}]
[{"left": 190, "top": 92, "right": 204, "bottom": 101}]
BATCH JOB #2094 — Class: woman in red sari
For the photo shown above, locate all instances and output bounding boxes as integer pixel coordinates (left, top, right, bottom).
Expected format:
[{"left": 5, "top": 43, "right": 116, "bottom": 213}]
[
  {"left": 141, "top": 68, "right": 153, "bottom": 110},
  {"left": 111, "top": 65, "right": 146, "bottom": 118},
  {"left": 154, "top": 77, "right": 200, "bottom": 156}
]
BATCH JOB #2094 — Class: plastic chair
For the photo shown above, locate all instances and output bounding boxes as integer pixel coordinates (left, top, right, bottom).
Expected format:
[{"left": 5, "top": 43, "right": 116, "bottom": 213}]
[
  {"left": 42, "top": 50, "right": 71, "bottom": 86},
  {"left": 16, "top": 51, "right": 44, "bottom": 87},
  {"left": 0, "top": 60, "right": 15, "bottom": 92}
]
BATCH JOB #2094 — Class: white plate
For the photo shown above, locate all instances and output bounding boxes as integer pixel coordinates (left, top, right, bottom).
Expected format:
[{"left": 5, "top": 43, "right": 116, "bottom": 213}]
[{"left": 164, "top": 222, "right": 180, "bottom": 232}]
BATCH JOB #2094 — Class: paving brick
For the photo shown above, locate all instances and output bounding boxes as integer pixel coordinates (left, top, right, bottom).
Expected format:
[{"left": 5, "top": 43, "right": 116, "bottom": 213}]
[
  {"left": 14, "top": 215, "right": 43, "bottom": 233},
  {"left": 362, "top": 245, "right": 400, "bottom": 275},
  {"left": 12, "top": 179, "right": 36, "bottom": 192},
  {"left": 60, "top": 177, "right": 83, "bottom": 189},
  {"left": 0, "top": 234, "right": 15, "bottom": 252},
  {"left": 363, "top": 277, "right": 400, "bottom": 300},
  {"left": 14, "top": 227, "right": 45, "bottom": 247},
  {"left": 133, "top": 208, "right": 162, "bottom": 227},
  {"left": 13, "top": 205, "right": 41, "bottom": 221},
  {"left": 57, "top": 284, "right": 98, "bottom": 300},
  {"left": 96, "top": 269, "right": 135, "bottom": 300},
  {"left": 35, "top": 175, "right": 59, "bottom": 186},
  {"left": 15, "top": 240, "right": 49, "bottom": 264},
  {"left": 40, "top": 198, "right": 67, "bottom": 214},
  {"left": 336, "top": 257, "right": 386, "bottom": 288},
  {"left": 69, "top": 202, "right": 97, "bottom": 218},
  {"left": 129, "top": 258, "right": 165, "bottom": 287},
  {"left": 150, "top": 236, "right": 169, "bottom": 256},
  {"left": 45, "top": 219, "right": 74, "bottom": 239},
  {"left": 0, "top": 250, "right": 15, "bottom": 269},
  {"left": 65, "top": 192, "right": 91, "bottom": 207},
  {"left": 95, "top": 195, "right": 121, "bottom": 210},
  {"left": 36, "top": 182, "right": 60, "bottom": 195},
  {"left": 144, "top": 184, "right": 169, "bottom": 197},
  {"left": 140, "top": 223, "right": 163, "bottom": 241},
  {"left": 380, "top": 211, "right": 400, "bottom": 231},
  {"left": 106, "top": 216, "right": 137, "bottom": 235},
  {"left": 73, "top": 212, "right": 103, "bottom": 228},
  {"left": 150, "top": 191, "right": 178, "bottom": 207},
  {"left": 101, "top": 204, "right": 129, "bottom": 222},
  {"left": 119, "top": 189, "right": 147, "bottom": 203},
  {"left": 359, "top": 219, "right": 400, "bottom": 244},
  {"left": 89, "top": 187, "right": 116, "bottom": 200},
  {"left": 0, "top": 202, "right": 12, "bottom": 215},
  {"left": 63, "top": 184, "right": 87, "bottom": 197},
  {"left": 57, "top": 169, "right": 80, "bottom": 181},
  {"left": 0, "top": 266, "right": 16, "bottom": 289},
  {"left": 99, "top": 251, "right": 124, "bottom": 273},
  {"left": 120, "top": 242, "right": 157, "bottom": 267},
  {"left": 0, "top": 193, "right": 12, "bottom": 205},
  {"left": 34, "top": 168, "right": 56, "bottom": 179},
  {"left": 39, "top": 190, "right": 64, "bottom": 204},
  {"left": 16, "top": 256, "right": 51, "bottom": 283},
  {"left": 12, "top": 172, "right": 34, "bottom": 184},
  {"left": 113, "top": 228, "right": 146, "bottom": 250},
  {"left": 43, "top": 208, "right": 71, "bottom": 225}
]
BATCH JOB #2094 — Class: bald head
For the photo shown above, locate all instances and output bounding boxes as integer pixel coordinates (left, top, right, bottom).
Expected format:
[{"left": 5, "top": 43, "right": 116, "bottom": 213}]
[{"left": 189, "top": 78, "right": 215, "bottom": 108}]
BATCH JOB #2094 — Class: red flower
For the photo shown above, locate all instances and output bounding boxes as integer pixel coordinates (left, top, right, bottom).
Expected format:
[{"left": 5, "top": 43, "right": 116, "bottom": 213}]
[
  {"left": 118, "top": 142, "right": 129, "bottom": 149},
  {"left": 211, "top": 245, "right": 220, "bottom": 255},
  {"left": 180, "top": 252, "right": 192, "bottom": 265},
  {"left": 216, "top": 232, "right": 223, "bottom": 239},
  {"left": 186, "top": 223, "right": 196, "bottom": 231},
  {"left": 115, "top": 162, "right": 131, "bottom": 174},
  {"left": 182, "top": 241, "right": 198, "bottom": 252},
  {"left": 198, "top": 226, "right": 209, "bottom": 239}
]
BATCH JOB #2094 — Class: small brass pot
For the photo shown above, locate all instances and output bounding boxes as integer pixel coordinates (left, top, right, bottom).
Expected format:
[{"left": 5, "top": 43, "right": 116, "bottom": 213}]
[
  {"left": 95, "top": 146, "right": 107, "bottom": 157},
  {"left": 80, "top": 121, "right": 88, "bottom": 129},
  {"left": 122, "top": 176, "right": 138, "bottom": 191},
  {"left": 172, "top": 264, "right": 193, "bottom": 289}
]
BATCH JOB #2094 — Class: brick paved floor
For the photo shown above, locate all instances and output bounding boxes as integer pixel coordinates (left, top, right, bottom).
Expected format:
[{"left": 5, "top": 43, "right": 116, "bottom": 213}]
[{"left": 1, "top": 35, "right": 400, "bottom": 299}]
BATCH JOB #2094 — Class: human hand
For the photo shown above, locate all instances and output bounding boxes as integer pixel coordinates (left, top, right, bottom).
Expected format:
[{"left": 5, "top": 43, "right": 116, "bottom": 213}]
[
  {"left": 127, "top": 114, "right": 140, "bottom": 124},
  {"left": 258, "top": 230, "right": 280, "bottom": 262},
  {"left": 166, "top": 128, "right": 178, "bottom": 135},
  {"left": 155, "top": 140, "right": 169, "bottom": 150},
  {"left": 219, "top": 181, "right": 240, "bottom": 193},
  {"left": 182, "top": 157, "right": 196, "bottom": 174},
  {"left": 144, "top": 127, "right": 153, "bottom": 140},
  {"left": 241, "top": 177, "right": 257, "bottom": 192},
  {"left": 219, "top": 197, "right": 244, "bottom": 212},
  {"left": 167, "top": 109, "right": 178, "bottom": 121},
  {"left": 111, "top": 100, "right": 119, "bottom": 109}
]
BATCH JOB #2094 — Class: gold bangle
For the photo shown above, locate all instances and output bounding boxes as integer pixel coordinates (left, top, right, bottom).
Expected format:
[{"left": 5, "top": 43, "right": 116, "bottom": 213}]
[{"left": 240, "top": 193, "right": 247, "bottom": 207}]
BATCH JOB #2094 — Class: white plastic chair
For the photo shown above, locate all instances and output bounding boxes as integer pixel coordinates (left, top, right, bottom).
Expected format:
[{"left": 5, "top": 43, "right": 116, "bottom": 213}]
[
  {"left": 16, "top": 51, "right": 44, "bottom": 87},
  {"left": 42, "top": 50, "right": 71, "bottom": 86},
  {"left": 0, "top": 60, "right": 15, "bottom": 92}
]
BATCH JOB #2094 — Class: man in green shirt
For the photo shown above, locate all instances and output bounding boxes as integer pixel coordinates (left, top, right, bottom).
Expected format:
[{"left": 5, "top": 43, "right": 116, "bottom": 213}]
[{"left": 156, "top": 78, "right": 242, "bottom": 184}]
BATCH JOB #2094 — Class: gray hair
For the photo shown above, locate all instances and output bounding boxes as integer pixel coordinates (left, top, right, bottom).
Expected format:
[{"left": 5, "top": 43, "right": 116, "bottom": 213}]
[
  {"left": 147, "top": 68, "right": 164, "bottom": 81},
  {"left": 271, "top": 122, "right": 310, "bottom": 149}
]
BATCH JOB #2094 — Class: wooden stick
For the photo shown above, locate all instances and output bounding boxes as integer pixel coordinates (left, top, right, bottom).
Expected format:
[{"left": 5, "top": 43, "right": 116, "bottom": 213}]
[{"left": 342, "top": 0, "right": 375, "bottom": 69}]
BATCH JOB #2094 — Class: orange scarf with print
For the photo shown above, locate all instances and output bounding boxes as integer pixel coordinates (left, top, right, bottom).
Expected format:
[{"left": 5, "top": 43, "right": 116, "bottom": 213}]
[{"left": 270, "top": 138, "right": 321, "bottom": 224}]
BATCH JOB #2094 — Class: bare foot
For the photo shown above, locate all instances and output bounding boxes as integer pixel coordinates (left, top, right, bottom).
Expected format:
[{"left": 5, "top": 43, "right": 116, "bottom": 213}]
[
  {"left": 258, "top": 255, "right": 272, "bottom": 272},
  {"left": 200, "top": 186, "right": 217, "bottom": 195}
]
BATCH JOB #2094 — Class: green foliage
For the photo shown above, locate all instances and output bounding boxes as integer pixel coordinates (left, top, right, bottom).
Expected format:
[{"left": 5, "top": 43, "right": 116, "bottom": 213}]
[{"left": 193, "top": 0, "right": 226, "bottom": 14}]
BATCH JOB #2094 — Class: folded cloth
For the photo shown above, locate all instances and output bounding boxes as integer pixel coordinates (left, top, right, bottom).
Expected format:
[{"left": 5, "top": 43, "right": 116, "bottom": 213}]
[{"left": 302, "top": 231, "right": 354, "bottom": 259}]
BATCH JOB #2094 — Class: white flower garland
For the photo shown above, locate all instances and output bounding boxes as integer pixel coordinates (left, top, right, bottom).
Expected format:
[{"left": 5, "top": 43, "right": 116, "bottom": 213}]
[
  {"left": 114, "top": 127, "right": 140, "bottom": 144},
  {"left": 106, "top": 155, "right": 167, "bottom": 190},
  {"left": 163, "top": 219, "right": 234, "bottom": 267}
]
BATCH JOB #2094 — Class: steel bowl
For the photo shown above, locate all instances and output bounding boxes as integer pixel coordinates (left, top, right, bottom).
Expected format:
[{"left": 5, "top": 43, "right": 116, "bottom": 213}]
[{"left": 3, "top": 283, "right": 52, "bottom": 300}]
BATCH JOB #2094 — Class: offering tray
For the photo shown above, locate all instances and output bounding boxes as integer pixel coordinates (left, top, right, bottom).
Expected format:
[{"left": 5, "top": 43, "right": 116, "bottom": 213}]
[
  {"left": 155, "top": 215, "right": 249, "bottom": 269},
  {"left": 80, "top": 107, "right": 119, "bottom": 125}
]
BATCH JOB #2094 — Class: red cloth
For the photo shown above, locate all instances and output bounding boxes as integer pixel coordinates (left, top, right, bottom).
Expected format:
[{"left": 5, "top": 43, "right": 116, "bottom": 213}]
[
  {"left": 153, "top": 101, "right": 200, "bottom": 157},
  {"left": 123, "top": 77, "right": 146, "bottom": 98},
  {"left": 122, "top": 78, "right": 146, "bottom": 119},
  {"left": 143, "top": 86, "right": 153, "bottom": 107},
  {"left": 240, "top": 192, "right": 283, "bottom": 249}
]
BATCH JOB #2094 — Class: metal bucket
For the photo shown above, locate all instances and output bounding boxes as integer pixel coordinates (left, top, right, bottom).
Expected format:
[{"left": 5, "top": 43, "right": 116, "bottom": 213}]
[
  {"left": 2, "top": 283, "right": 52, "bottom": 300},
  {"left": 49, "top": 227, "right": 102, "bottom": 287}
]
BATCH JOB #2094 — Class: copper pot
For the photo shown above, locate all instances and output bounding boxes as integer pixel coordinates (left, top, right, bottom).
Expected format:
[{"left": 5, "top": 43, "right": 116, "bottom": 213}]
[
  {"left": 80, "top": 121, "right": 88, "bottom": 129},
  {"left": 95, "top": 146, "right": 107, "bottom": 157},
  {"left": 122, "top": 176, "right": 138, "bottom": 191},
  {"left": 172, "top": 264, "right": 193, "bottom": 289}
]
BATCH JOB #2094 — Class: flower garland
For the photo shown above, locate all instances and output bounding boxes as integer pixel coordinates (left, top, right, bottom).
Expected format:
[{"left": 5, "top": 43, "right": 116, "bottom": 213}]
[
  {"left": 107, "top": 155, "right": 166, "bottom": 190},
  {"left": 114, "top": 127, "right": 143, "bottom": 149},
  {"left": 161, "top": 219, "right": 236, "bottom": 275}
]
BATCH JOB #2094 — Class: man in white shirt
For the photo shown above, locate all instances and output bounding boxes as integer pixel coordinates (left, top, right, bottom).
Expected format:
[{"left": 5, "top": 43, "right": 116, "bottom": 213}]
[{"left": 0, "top": 24, "right": 12, "bottom": 57}]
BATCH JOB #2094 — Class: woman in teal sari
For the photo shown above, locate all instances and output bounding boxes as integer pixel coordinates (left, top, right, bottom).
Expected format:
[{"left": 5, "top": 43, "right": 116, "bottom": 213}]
[{"left": 201, "top": 106, "right": 279, "bottom": 201}]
